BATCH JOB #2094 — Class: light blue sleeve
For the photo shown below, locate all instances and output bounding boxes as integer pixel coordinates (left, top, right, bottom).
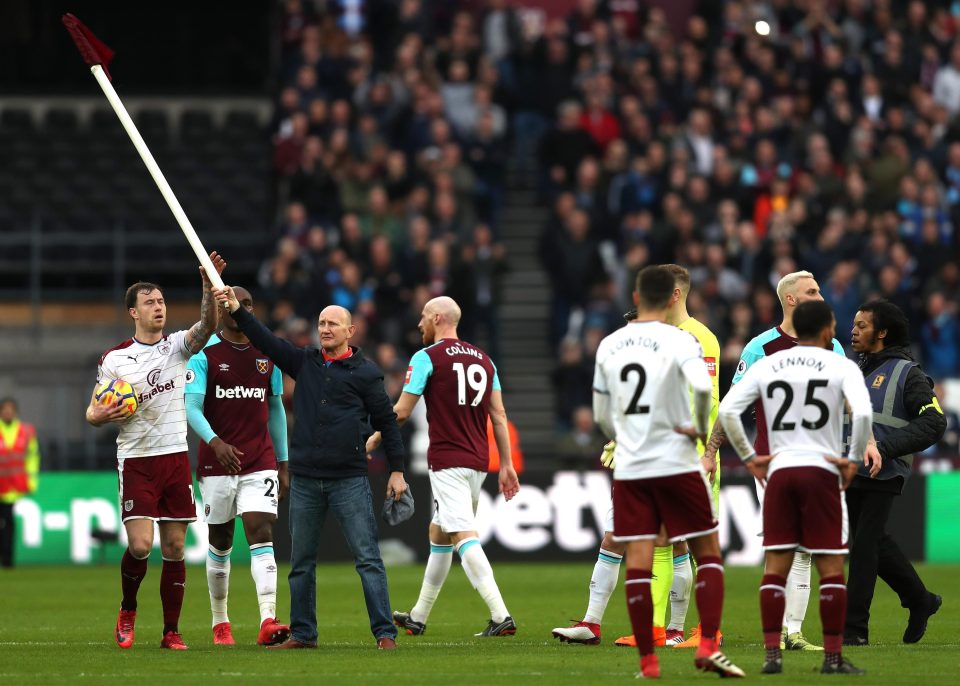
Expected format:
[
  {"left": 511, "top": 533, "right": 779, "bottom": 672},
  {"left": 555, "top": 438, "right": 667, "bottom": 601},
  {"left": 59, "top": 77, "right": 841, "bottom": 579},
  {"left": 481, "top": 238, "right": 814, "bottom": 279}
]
[
  {"left": 491, "top": 362, "right": 502, "bottom": 391},
  {"left": 267, "top": 395, "right": 288, "bottom": 462},
  {"left": 402, "top": 349, "right": 433, "bottom": 396},
  {"left": 185, "top": 350, "right": 208, "bottom": 396},
  {"left": 185, "top": 392, "right": 217, "bottom": 444},
  {"left": 731, "top": 338, "right": 765, "bottom": 386},
  {"left": 270, "top": 364, "right": 283, "bottom": 396},
  {"left": 831, "top": 338, "right": 846, "bottom": 357}
]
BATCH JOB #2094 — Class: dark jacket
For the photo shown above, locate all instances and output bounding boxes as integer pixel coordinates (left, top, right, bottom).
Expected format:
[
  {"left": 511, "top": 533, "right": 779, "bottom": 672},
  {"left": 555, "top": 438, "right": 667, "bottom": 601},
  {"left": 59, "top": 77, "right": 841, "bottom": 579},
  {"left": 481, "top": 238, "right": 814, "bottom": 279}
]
[
  {"left": 852, "top": 345, "right": 946, "bottom": 493},
  {"left": 232, "top": 306, "right": 406, "bottom": 479}
]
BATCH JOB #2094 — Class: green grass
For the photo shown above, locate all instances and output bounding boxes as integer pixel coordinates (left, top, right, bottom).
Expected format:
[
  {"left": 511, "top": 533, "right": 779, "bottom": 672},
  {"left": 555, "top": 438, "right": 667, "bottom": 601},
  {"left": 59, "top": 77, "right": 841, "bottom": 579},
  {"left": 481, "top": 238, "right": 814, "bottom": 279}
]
[{"left": 0, "top": 563, "right": 954, "bottom": 684}]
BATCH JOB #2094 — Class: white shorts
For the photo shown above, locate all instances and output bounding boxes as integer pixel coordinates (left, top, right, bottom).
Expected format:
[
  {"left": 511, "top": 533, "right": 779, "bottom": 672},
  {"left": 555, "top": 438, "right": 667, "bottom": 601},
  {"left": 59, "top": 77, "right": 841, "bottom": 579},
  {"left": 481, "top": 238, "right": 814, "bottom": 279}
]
[
  {"left": 605, "top": 505, "right": 614, "bottom": 533},
  {"left": 755, "top": 476, "right": 849, "bottom": 545},
  {"left": 429, "top": 467, "right": 486, "bottom": 534},
  {"left": 199, "top": 469, "right": 279, "bottom": 525}
]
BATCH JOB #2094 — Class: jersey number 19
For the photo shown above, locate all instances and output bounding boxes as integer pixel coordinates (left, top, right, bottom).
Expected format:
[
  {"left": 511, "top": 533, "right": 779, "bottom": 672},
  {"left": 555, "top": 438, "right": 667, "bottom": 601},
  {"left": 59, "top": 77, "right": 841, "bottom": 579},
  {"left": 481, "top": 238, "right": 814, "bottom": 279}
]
[{"left": 453, "top": 362, "right": 487, "bottom": 406}]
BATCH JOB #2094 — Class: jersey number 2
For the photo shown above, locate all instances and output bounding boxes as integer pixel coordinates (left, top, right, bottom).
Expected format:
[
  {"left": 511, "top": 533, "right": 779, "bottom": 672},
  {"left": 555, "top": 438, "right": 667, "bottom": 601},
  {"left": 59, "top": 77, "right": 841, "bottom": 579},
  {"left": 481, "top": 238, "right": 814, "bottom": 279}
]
[
  {"left": 453, "top": 362, "right": 488, "bottom": 406},
  {"left": 767, "top": 379, "right": 830, "bottom": 431},
  {"left": 620, "top": 363, "right": 650, "bottom": 415}
]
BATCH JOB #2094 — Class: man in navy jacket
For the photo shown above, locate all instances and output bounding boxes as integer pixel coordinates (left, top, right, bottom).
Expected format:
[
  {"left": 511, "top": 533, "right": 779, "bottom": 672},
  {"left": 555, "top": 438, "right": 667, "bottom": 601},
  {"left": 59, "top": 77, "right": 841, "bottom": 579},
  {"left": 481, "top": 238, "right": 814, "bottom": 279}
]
[{"left": 218, "top": 286, "right": 407, "bottom": 650}]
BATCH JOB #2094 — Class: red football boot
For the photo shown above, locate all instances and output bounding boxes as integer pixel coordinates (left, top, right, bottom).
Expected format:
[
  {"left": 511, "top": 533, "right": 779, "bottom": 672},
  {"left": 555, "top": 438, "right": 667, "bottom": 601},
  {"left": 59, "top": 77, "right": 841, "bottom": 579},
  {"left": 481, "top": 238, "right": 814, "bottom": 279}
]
[
  {"left": 160, "top": 630, "right": 189, "bottom": 650},
  {"left": 115, "top": 609, "right": 136, "bottom": 649},
  {"left": 257, "top": 618, "right": 291, "bottom": 646},
  {"left": 213, "top": 622, "right": 236, "bottom": 645}
]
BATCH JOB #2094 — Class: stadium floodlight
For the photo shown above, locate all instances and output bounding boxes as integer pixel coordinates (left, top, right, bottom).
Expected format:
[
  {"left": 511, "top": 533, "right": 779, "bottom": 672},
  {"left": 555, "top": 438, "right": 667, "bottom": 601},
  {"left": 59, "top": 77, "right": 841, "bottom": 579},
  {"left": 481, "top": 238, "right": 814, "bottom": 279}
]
[{"left": 62, "top": 13, "right": 225, "bottom": 291}]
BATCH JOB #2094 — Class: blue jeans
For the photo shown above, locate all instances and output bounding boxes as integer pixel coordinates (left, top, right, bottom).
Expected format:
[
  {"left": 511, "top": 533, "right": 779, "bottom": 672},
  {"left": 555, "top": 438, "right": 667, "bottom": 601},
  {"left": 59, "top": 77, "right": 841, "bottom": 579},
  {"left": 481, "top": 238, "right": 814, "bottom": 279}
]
[{"left": 288, "top": 474, "right": 396, "bottom": 643}]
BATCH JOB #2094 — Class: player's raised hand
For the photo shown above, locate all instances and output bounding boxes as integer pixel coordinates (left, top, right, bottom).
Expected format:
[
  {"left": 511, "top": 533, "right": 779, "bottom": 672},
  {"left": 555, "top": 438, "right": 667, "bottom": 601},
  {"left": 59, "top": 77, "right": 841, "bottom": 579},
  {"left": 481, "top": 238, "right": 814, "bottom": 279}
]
[
  {"left": 499, "top": 465, "right": 520, "bottom": 502},
  {"left": 209, "top": 436, "right": 243, "bottom": 474},
  {"left": 200, "top": 251, "right": 227, "bottom": 286},
  {"left": 745, "top": 454, "right": 773, "bottom": 485},
  {"left": 826, "top": 455, "right": 859, "bottom": 490},
  {"left": 862, "top": 442, "right": 882, "bottom": 478}
]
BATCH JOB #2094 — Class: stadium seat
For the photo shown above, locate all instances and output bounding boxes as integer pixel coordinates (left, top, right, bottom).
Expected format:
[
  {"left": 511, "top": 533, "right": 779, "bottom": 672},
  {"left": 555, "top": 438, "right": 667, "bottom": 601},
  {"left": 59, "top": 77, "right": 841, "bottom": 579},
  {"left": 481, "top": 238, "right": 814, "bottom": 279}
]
[
  {"left": 180, "top": 109, "right": 215, "bottom": 144},
  {"left": 43, "top": 108, "right": 79, "bottom": 133},
  {"left": 0, "top": 108, "right": 33, "bottom": 133},
  {"left": 136, "top": 108, "right": 170, "bottom": 147}
]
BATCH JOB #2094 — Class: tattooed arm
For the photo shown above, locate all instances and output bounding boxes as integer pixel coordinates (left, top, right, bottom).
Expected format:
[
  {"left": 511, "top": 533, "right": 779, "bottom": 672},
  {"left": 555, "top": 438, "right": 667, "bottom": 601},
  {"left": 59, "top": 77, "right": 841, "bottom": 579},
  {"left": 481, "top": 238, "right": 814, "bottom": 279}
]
[{"left": 185, "top": 251, "right": 226, "bottom": 355}]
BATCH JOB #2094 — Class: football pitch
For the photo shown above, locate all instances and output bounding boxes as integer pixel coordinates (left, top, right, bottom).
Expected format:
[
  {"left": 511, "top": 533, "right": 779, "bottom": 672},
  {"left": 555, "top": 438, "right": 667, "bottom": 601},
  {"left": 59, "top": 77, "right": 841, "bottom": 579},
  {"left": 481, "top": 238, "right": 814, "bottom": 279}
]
[{"left": 0, "top": 563, "right": 954, "bottom": 685}]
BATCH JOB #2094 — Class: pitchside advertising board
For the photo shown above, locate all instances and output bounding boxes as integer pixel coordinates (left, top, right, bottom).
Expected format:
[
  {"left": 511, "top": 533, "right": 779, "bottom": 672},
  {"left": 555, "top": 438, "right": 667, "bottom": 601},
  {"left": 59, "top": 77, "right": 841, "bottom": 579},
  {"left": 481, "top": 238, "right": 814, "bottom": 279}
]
[{"left": 12, "top": 471, "right": 946, "bottom": 565}]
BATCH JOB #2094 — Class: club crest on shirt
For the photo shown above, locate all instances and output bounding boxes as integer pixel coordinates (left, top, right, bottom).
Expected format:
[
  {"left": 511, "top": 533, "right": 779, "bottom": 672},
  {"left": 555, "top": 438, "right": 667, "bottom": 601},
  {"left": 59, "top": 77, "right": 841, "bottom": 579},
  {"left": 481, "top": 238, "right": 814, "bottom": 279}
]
[
  {"left": 158, "top": 342, "right": 171, "bottom": 355},
  {"left": 872, "top": 374, "right": 886, "bottom": 389},
  {"left": 256, "top": 358, "right": 269, "bottom": 374},
  {"left": 124, "top": 500, "right": 134, "bottom": 512}
]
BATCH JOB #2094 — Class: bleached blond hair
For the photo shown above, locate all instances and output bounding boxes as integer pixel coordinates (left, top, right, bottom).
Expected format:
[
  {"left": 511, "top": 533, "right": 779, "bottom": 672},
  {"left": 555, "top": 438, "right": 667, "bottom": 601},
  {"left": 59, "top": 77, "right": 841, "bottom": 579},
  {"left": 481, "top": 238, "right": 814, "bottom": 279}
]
[{"left": 776, "top": 270, "right": 815, "bottom": 306}]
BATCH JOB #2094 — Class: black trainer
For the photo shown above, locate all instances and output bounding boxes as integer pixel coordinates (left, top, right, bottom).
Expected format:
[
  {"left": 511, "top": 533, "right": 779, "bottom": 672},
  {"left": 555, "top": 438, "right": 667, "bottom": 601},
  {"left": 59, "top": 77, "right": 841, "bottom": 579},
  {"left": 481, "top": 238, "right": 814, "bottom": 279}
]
[
  {"left": 761, "top": 658, "right": 783, "bottom": 674},
  {"left": 842, "top": 635, "right": 868, "bottom": 647},
  {"left": 476, "top": 616, "right": 517, "bottom": 637},
  {"left": 821, "top": 658, "right": 865, "bottom": 675},
  {"left": 903, "top": 593, "right": 941, "bottom": 644},
  {"left": 392, "top": 610, "right": 426, "bottom": 636}
]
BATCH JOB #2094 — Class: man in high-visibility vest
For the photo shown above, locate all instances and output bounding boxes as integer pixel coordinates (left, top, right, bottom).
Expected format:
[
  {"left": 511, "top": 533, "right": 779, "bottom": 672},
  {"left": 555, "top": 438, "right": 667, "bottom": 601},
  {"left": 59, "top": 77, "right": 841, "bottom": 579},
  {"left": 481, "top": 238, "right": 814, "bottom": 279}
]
[{"left": 0, "top": 397, "right": 40, "bottom": 568}]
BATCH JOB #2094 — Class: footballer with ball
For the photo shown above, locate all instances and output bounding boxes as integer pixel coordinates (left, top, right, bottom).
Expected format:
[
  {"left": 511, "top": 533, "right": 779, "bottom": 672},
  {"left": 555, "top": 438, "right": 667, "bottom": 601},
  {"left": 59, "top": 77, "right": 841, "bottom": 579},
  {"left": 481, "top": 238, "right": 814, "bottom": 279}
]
[{"left": 86, "top": 252, "right": 225, "bottom": 651}]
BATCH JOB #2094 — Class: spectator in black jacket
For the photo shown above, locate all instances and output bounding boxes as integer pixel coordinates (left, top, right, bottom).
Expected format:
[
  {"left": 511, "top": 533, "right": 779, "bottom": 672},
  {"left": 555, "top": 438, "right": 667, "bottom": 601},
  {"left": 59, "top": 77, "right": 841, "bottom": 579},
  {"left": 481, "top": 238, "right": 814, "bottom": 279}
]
[
  {"left": 217, "top": 287, "right": 407, "bottom": 652},
  {"left": 845, "top": 299, "right": 945, "bottom": 647}
]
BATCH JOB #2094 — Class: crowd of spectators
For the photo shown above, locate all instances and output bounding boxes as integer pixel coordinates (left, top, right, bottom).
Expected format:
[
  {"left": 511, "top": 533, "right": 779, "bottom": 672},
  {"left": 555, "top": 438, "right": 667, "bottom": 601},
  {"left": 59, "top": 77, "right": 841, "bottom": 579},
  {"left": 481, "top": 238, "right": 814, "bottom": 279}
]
[
  {"left": 266, "top": 0, "right": 515, "bottom": 427},
  {"left": 261, "top": 0, "right": 960, "bottom": 461},
  {"left": 536, "top": 0, "right": 960, "bottom": 445}
]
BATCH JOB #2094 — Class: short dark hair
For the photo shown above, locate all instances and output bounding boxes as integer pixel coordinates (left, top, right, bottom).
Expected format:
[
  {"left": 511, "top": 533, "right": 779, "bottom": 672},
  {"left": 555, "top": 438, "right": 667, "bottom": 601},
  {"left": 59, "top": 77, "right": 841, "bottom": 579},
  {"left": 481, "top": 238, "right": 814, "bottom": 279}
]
[
  {"left": 858, "top": 299, "right": 911, "bottom": 348},
  {"left": 0, "top": 397, "right": 16, "bottom": 411},
  {"left": 635, "top": 265, "right": 676, "bottom": 310},
  {"left": 793, "top": 300, "right": 835, "bottom": 340},
  {"left": 661, "top": 263, "right": 691, "bottom": 294},
  {"left": 622, "top": 308, "right": 637, "bottom": 322},
  {"left": 125, "top": 282, "right": 163, "bottom": 310}
]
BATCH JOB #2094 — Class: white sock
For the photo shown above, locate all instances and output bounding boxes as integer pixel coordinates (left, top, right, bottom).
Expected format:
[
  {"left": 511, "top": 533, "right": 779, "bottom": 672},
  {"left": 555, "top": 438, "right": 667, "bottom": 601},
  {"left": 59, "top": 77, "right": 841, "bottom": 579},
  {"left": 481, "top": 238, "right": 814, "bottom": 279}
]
[
  {"left": 456, "top": 537, "right": 509, "bottom": 622},
  {"left": 583, "top": 548, "right": 622, "bottom": 624},
  {"left": 668, "top": 553, "right": 693, "bottom": 632},
  {"left": 410, "top": 543, "right": 454, "bottom": 623},
  {"left": 250, "top": 543, "right": 278, "bottom": 624},
  {"left": 784, "top": 551, "right": 812, "bottom": 634},
  {"left": 207, "top": 545, "right": 232, "bottom": 626}
]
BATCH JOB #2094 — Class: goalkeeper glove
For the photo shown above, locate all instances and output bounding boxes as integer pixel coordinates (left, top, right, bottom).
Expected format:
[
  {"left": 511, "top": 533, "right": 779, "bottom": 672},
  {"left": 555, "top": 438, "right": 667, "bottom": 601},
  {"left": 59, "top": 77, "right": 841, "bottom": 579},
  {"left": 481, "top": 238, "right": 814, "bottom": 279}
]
[{"left": 600, "top": 440, "right": 616, "bottom": 470}]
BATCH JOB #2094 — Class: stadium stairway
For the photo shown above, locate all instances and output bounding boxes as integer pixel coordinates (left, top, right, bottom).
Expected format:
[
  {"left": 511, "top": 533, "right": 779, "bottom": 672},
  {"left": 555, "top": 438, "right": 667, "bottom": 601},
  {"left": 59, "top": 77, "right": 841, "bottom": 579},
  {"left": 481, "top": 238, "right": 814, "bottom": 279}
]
[{"left": 496, "top": 180, "right": 556, "bottom": 460}]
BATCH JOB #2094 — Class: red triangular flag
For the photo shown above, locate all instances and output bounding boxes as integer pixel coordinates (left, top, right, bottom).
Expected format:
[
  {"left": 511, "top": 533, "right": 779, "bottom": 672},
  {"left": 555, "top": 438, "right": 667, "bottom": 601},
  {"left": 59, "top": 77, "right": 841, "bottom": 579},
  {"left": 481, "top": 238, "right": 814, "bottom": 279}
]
[{"left": 62, "top": 13, "right": 115, "bottom": 81}]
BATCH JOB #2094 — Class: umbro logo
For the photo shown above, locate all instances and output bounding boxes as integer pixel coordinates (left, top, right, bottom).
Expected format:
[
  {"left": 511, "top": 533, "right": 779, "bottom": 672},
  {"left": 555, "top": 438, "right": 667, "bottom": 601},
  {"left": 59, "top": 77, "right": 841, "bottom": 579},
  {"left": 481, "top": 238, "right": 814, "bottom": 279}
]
[{"left": 219, "top": 363, "right": 230, "bottom": 371}]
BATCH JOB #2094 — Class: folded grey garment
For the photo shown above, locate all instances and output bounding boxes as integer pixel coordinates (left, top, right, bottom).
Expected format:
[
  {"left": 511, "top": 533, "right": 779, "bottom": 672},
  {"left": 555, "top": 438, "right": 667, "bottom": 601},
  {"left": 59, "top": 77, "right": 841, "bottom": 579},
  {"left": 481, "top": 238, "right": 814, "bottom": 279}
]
[{"left": 382, "top": 484, "right": 415, "bottom": 526}]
